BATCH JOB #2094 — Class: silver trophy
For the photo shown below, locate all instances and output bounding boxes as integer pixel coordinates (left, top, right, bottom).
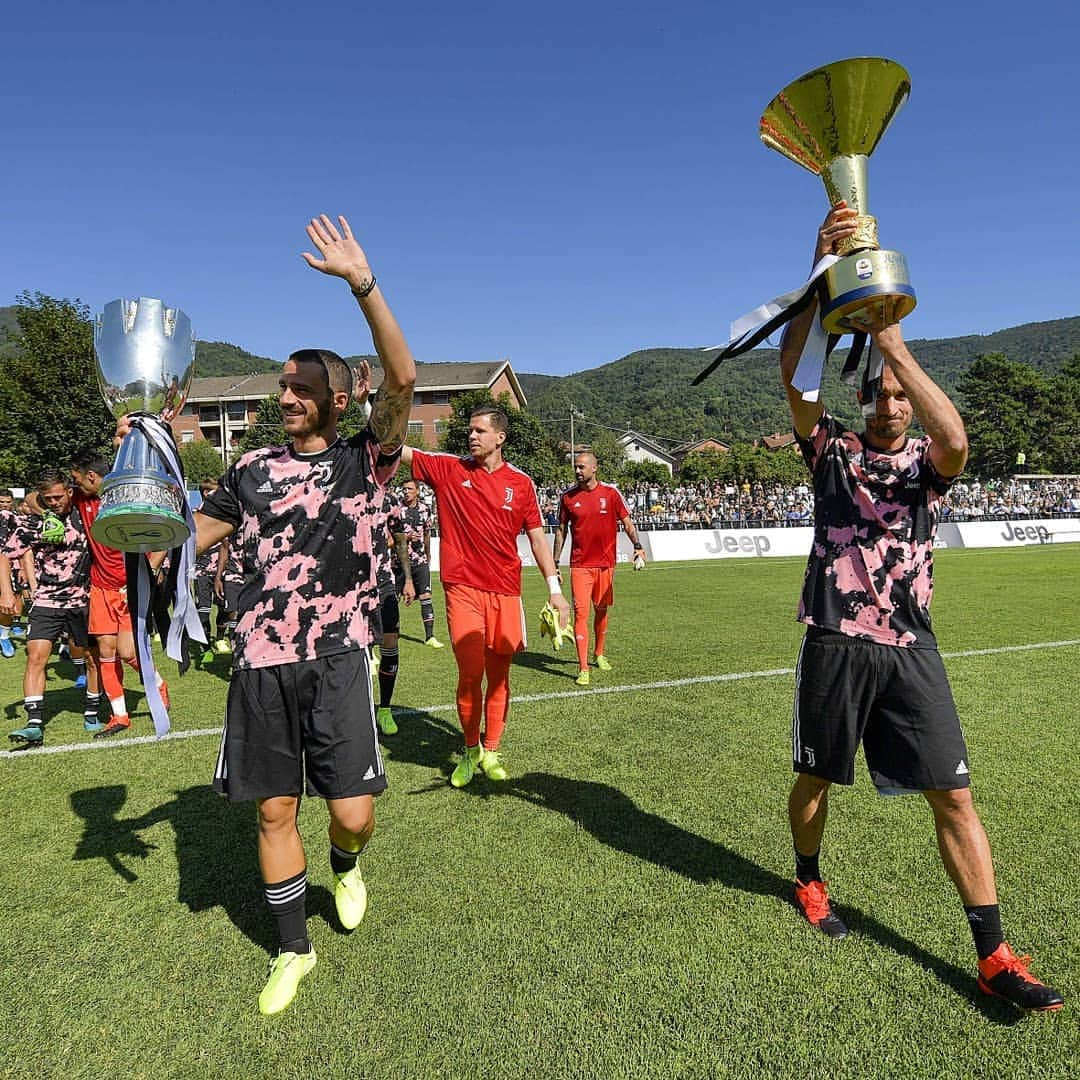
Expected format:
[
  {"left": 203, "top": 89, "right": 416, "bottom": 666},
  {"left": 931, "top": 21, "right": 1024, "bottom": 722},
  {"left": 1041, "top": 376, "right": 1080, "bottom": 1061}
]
[{"left": 92, "top": 297, "right": 196, "bottom": 552}]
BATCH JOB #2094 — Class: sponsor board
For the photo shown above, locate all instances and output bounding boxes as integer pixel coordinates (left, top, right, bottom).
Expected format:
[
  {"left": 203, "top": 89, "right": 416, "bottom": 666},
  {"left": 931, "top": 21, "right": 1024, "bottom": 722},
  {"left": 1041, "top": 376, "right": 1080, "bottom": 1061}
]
[{"left": 426, "top": 520, "right": 1079, "bottom": 571}]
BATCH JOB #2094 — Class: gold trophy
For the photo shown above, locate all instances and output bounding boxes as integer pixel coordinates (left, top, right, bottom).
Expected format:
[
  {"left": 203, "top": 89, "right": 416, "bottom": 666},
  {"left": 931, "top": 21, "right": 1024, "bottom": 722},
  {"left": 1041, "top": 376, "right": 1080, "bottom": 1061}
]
[{"left": 760, "top": 57, "right": 915, "bottom": 333}]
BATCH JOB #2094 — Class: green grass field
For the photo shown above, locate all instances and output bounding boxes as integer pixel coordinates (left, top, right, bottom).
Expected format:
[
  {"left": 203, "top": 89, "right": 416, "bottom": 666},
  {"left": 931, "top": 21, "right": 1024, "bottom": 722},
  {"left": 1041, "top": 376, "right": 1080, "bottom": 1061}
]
[{"left": 1, "top": 546, "right": 1078, "bottom": 1079}]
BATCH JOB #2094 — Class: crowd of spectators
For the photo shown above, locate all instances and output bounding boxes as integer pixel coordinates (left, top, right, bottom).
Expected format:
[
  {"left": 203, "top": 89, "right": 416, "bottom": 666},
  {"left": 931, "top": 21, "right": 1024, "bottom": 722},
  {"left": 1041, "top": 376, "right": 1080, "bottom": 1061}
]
[{"left": 531, "top": 476, "right": 1080, "bottom": 532}]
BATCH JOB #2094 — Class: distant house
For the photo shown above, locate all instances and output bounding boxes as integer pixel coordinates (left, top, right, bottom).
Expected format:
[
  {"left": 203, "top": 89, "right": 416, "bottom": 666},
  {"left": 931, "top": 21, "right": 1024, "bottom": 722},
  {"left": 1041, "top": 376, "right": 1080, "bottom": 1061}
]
[
  {"left": 671, "top": 437, "right": 730, "bottom": 472},
  {"left": 172, "top": 360, "right": 526, "bottom": 459},
  {"left": 759, "top": 431, "right": 798, "bottom": 452},
  {"left": 616, "top": 431, "right": 675, "bottom": 476}
]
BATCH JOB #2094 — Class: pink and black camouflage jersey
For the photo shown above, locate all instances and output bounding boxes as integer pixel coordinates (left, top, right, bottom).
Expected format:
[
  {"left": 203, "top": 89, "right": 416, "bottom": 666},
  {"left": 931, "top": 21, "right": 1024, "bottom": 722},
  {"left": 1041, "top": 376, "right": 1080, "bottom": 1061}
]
[
  {"left": 4, "top": 509, "right": 90, "bottom": 610},
  {"left": 373, "top": 491, "right": 402, "bottom": 599},
  {"left": 199, "top": 433, "right": 400, "bottom": 669},
  {"left": 194, "top": 541, "right": 221, "bottom": 581},
  {"left": 396, "top": 499, "right": 432, "bottom": 567},
  {"left": 796, "top": 412, "right": 955, "bottom": 648}
]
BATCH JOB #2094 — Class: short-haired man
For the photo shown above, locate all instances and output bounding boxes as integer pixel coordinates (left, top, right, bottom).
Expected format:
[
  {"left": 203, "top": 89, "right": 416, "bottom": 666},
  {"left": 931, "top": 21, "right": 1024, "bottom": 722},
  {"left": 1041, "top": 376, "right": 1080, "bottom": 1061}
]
[
  {"left": 0, "top": 493, "right": 26, "bottom": 655},
  {"left": 69, "top": 449, "right": 169, "bottom": 737},
  {"left": 189, "top": 214, "right": 415, "bottom": 1015},
  {"left": 394, "top": 478, "right": 443, "bottom": 648},
  {"left": 2, "top": 470, "right": 100, "bottom": 745},
  {"left": 553, "top": 450, "right": 646, "bottom": 686},
  {"left": 402, "top": 407, "right": 571, "bottom": 787},
  {"left": 214, "top": 537, "right": 243, "bottom": 657},
  {"left": 781, "top": 201, "right": 1062, "bottom": 1012},
  {"left": 371, "top": 489, "right": 408, "bottom": 736},
  {"left": 193, "top": 479, "right": 225, "bottom": 665}
]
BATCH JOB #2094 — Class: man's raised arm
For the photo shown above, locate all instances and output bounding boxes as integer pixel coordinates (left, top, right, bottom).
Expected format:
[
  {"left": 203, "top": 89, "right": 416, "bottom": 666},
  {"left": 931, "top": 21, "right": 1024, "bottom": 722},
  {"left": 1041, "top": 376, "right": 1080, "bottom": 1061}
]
[
  {"left": 302, "top": 214, "right": 416, "bottom": 452},
  {"left": 780, "top": 201, "right": 859, "bottom": 438},
  {"left": 873, "top": 325, "right": 969, "bottom": 478}
]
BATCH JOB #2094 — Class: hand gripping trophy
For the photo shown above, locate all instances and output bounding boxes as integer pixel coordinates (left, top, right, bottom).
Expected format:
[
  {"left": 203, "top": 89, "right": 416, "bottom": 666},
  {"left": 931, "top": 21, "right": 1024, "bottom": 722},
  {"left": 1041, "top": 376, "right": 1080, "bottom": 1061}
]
[
  {"left": 694, "top": 56, "right": 914, "bottom": 400},
  {"left": 92, "top": 297, "right": 204, "bottom": 736}
]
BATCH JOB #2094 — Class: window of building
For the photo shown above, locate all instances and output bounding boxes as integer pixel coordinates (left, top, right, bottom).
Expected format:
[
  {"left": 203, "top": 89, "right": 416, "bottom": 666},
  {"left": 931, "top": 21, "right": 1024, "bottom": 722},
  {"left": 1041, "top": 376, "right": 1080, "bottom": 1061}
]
[
  {"left": 407, "top": 421, "right": 424, "bottom": 437},
  {"left": 199, "top": 405, "right": 220, "bottom": 422},
  {"left": 226, "top": 401, "right": 247, "bottom": 421},
  {"left": 201, "top": 427, "right": 221, "bottom": 446},
  {"left": 180, "top": 430, "right": 195, "bottom": 443},
  {"left": 434, "top": 419, "right": 448, "bottom": 437},
  {"left": 433, "top": 391, "right": 450, "bottom": 405}
]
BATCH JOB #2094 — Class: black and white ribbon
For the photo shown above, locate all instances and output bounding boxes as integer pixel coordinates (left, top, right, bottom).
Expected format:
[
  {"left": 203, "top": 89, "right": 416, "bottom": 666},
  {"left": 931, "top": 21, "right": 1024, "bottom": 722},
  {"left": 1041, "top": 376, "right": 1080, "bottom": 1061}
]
[
  {"left": 693, "top": 253, "right": 887, "bottom": 409},
  {"left": 693, "top": 254, "right": 839, "bottom": 391},
  {"left": 125, "top": 415, "right": 206, "bottom": 738}
]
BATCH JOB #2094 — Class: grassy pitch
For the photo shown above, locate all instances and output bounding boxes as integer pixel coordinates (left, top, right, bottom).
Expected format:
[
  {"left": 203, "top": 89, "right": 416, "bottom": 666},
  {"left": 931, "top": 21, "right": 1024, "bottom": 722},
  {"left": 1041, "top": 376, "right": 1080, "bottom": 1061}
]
[{"left": 0, "top": 546, "right": 1077, "bottom": 1079}]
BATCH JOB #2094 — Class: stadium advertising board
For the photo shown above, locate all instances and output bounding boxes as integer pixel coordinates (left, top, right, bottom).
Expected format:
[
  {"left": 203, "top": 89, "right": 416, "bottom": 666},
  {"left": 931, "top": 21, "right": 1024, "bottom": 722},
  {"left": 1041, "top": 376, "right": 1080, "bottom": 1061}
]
[{"left": 424, "top": 519, "right": 1079, "bottom": 571}]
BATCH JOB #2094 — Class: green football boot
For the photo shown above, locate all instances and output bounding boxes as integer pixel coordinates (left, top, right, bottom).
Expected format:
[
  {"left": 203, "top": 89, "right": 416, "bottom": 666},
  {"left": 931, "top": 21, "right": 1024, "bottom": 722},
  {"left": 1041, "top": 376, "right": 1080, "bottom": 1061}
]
[
  {"left": 450, "top": 744, "right": 483, "bottom": 788},
  {"left": 334, "top": 865, "right": 368, "bottom": 931},
  {"left": 479, "top": 748, "right": 509, "bottom": 782},
  {"left": 258, "top": 949, "right": 317, "bottom": 1016}
]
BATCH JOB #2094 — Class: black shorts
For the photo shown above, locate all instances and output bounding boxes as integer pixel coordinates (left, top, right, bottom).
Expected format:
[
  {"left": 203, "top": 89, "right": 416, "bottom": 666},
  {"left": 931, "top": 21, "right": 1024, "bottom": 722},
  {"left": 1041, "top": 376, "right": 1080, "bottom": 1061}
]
[
  {"left": 29, "top": 605, "right": 90, "bottom": 648},
  {"left": 395, "top": 561, "right": 431, "bottom": 597},
  {"left": 213, "top": 651, "right": 386, "bottom": 803},
  {"left": 222, "top": 581, "right": 242, "bottom": 613},
  {"left": 792, "top": 628, "right": 970, "bottom": 792},
  {"left": 194, "top": 576, "right": 216, "bottom": 611},
  {"left": 373, "top": 591, "right": 403, "bottom": 639}
]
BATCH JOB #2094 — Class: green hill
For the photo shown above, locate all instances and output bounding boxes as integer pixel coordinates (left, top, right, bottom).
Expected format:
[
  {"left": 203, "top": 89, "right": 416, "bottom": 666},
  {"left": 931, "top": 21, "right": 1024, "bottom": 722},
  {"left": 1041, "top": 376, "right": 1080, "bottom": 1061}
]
[
  {"left": 518, "top": 316, "right": 1080, "bottom": 444},
  {"left": 3, "top": 299, "right": 1077, "bottom": 444},
  {"left": 0, "top": 305, "right": 280, "bottom": 376},
  {"left": 193, "top": 340, "right": 280, "bottom": 376}
]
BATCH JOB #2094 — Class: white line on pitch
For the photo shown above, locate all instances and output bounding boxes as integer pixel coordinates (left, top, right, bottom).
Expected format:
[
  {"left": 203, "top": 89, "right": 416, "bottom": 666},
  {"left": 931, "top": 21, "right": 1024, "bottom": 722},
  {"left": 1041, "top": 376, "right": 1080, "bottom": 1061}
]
[{"left": 2, "top": 637, "right": 1078, "bottom": 762}]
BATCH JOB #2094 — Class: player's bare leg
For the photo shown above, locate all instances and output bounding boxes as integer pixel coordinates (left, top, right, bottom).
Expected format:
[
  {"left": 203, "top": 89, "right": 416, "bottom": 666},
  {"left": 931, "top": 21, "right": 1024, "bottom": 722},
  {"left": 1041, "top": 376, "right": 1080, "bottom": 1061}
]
[{"left": 789, "top": 774, "right": 847, "bottom": 938}]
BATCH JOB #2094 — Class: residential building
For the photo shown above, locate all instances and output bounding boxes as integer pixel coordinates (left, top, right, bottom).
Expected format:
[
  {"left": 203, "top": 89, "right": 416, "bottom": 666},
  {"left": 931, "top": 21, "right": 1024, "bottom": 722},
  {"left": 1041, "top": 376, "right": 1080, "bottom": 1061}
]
[{"left": 171, "top": 360, "right": 526, "bottom": 459}]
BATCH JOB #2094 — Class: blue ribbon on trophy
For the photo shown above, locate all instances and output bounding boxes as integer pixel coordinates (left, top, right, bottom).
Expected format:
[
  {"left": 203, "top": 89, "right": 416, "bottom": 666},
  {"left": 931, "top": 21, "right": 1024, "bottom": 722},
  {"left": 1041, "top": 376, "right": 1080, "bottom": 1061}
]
[
  {"left": 694, "top": 57, "right": 915, "bottom": 414},
  {"left": 92, "top": 297, "right": 207, "bottom": 738}
]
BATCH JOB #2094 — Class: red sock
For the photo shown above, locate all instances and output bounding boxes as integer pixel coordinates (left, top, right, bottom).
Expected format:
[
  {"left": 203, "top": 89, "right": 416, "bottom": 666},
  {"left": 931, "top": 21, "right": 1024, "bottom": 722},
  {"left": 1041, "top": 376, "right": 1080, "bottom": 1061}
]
[
  {"left": 453, "top": 633, "right": 485, "bottom": 747},
  {"left": 594, "top": 607, "right": 609, "bottom": 657},
  {"left": 482, "top": 651, "right": 513, "bottom": 750}
]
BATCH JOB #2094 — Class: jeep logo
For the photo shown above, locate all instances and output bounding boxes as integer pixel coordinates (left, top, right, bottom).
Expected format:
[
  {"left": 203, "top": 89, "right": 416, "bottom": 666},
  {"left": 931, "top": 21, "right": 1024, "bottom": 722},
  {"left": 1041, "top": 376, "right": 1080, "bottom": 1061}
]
[
  {"left": 704, "top": 532, "right": 772, "bottom": 556},
  {"left": 1000, "top": 522, "right": 1050, "bottom": 544}
]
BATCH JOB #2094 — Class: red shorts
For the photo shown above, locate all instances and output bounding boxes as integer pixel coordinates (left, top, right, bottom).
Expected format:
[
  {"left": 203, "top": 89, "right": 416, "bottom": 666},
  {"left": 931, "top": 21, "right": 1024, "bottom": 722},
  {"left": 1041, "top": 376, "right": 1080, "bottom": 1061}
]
[
  {"left": 444, "top": 583, "right": 526, "bottom": 656},
  {"left": 571, "top": 567, "right": 614, "bottom": 610},
  {"left": 88, "top": 584, "right": 132, "bottom": 636}
]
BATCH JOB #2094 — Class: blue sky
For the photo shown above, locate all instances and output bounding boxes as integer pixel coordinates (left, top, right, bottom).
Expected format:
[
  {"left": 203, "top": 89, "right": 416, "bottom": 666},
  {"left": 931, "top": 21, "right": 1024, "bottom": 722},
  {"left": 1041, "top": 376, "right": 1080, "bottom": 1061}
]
[{"left": 2, "top": 1, "right": 1076, "bottom": 377}]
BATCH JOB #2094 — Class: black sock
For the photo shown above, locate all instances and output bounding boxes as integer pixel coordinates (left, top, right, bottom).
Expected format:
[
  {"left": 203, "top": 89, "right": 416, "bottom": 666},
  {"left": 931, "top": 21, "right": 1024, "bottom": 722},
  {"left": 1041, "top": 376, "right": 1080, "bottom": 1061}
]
[
  {"left": 964, "top": 904, "right": 1004, "bottom": 960},
  {"left": 330, "top": 842, "right": 359, "bottom": 877},
  {"left": 795, "top": 848, "right": 822, "bottom": 884},
  {"left": 264, "top": 869, "right": 310, "bottom": 954},
  {"left": 378, "top": 648, "right": 399, "bottom": 709},
  {"left": 420, "top": 599, "right": 435, "bottom": 639},
  {"left": 84, "top": 692, "right": 102, "bottom": 718},
  {"left": 199, "top": 612, "right": 212, "bottom": 641},
  {"left": 72, "top": 657, "right": 86, "bottom": 675},
  {"left": 23, "top": 697, "right": 43, "bottom": 727}
]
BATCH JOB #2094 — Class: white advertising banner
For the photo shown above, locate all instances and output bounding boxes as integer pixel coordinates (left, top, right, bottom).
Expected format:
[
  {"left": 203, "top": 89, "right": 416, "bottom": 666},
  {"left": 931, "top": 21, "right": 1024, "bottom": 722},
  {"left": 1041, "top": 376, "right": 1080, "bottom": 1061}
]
[
  {"left": 426, "top": 518, "right": 1078, "bottom": 571},
  {"left": 949, "top": 518, "right": 1080, "bottom": 548}
]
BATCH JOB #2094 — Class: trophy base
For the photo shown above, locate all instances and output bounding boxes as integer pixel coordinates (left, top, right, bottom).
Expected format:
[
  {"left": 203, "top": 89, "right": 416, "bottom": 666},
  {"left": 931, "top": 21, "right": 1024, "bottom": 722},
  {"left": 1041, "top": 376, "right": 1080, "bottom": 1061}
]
[
  {"left": 821, "top": 249, "right": 916, "bottom": 334},
  {"left": 91, "top": 504, "right": 191, "bottom": 553}
]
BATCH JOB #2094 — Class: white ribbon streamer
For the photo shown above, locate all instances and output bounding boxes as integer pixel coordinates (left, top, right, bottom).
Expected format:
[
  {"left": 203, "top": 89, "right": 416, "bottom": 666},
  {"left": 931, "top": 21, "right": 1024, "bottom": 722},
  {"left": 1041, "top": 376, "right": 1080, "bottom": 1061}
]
[{"left": 702, "top": 254, "right": 839, "bottom": 402}]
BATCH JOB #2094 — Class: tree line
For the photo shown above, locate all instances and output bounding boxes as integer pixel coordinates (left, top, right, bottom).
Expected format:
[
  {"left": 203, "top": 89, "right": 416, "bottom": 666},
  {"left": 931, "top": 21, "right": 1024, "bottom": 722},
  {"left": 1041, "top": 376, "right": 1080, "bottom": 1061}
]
[{"left": 0, "top": 293, "right": 1075, "bottom": 491}]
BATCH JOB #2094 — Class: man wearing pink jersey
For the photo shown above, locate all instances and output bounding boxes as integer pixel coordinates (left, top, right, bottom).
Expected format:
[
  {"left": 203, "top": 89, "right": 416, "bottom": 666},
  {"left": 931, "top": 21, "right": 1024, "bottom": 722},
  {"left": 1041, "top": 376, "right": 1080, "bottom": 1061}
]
[
  {"left": 403, "top": 408, "right": 570, "bottom": 788},
  {"left": 553, "top": 450, "right": 646, "bottom": 686}
]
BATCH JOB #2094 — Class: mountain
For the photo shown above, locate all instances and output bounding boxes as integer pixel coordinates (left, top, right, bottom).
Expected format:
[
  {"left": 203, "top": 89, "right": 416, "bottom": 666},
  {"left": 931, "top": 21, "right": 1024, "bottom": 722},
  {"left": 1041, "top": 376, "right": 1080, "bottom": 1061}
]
[
  {"left": 193, "top": 340, "right": 281, "bottom": 377},
  {"left": 3, "top": 300, "right": 1077, "bottom": 443},
  {"left": 0, "top": 305, "right": 281, "bottom": 377},
  {"left": 517, "top": 316, "right": 1080, "bottom": 444}
]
